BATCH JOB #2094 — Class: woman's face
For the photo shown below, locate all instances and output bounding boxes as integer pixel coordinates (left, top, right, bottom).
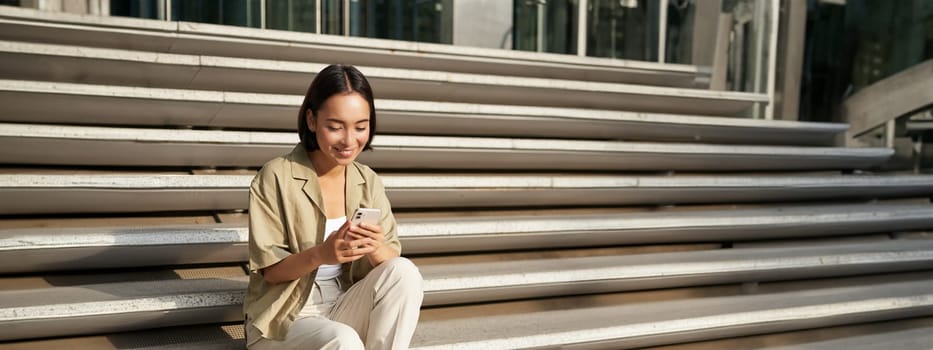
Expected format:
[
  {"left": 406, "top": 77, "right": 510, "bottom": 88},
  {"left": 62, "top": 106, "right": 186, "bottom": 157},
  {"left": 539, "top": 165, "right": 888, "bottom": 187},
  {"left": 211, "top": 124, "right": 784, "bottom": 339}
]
[{"left": 307, "top": 92, "right": 371, "bottom": 168}]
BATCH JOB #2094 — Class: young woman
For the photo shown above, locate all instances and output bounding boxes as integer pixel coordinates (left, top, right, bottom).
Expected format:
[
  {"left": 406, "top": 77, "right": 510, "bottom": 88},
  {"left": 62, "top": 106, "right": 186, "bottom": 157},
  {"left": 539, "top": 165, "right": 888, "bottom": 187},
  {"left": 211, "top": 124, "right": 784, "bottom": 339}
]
[{"left": 244, "top": 64, "right": 423, "bottom": 350}]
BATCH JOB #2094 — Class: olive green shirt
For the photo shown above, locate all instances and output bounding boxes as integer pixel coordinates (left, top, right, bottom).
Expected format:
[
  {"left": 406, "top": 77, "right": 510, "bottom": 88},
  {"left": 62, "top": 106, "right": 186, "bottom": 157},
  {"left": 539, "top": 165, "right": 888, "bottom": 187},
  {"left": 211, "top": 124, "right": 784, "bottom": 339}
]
[{"left": 244, "top": 145, "right": 401, "bottom": 342}]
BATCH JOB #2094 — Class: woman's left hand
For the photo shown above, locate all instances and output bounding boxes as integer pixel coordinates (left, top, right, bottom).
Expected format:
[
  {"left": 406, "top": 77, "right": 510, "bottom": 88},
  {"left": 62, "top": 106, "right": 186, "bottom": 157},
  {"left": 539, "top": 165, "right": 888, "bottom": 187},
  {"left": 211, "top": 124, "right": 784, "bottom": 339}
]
[
  {"left": 345, "top": 223, "right": 385, "bottom": 250},
  {"left": 345, "top": 222, "right": 398, "bottom": 265}
]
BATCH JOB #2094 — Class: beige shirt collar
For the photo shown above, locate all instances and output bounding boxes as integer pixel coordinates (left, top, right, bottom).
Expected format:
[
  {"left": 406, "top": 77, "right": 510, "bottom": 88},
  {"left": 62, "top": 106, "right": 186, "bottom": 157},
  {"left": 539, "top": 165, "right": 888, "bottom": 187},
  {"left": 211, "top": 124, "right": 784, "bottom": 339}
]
[{"left": 287, "top": 145, "right": 367, "bottom": 219}]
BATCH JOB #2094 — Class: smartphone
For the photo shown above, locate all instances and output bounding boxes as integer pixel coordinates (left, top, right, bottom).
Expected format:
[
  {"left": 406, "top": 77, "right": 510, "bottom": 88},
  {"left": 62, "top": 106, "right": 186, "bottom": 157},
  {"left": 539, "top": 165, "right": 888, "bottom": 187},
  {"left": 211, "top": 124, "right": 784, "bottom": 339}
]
[{"left": 350, "top": 208, "right": 381, "bottom": 226}]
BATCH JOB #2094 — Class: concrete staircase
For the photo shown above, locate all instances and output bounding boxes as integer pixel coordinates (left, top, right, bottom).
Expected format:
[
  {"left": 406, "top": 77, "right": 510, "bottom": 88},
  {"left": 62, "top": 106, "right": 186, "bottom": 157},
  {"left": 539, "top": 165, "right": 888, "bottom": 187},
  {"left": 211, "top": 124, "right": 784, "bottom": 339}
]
[{"left": 1, "top": 5, "right": 932, "bottom": 349}]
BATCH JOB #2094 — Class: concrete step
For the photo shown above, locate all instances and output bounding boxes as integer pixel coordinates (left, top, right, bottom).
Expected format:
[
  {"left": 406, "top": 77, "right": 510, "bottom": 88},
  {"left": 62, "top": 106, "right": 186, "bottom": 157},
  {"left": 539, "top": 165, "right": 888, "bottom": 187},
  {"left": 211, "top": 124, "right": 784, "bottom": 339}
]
[
  {"left": 5, "top": 317, "right": 933, "bottom": 350},
  {"left": 5, "top": 204, "right": 933, "bottom": 272},
  {"left": 0, "top": 266, "right": 246, "bottom": 342},
  {"left": 400, "top": 204, "right": 933, "bottom": 253},
  {"left": 409, "top": 278, "right": 933, "bottom": 349},
  {"left": 0, "top": 123, "right": 891, "bottom": 170},
  {"left": 5, "top": 172, "right": 933, "bottom": 215},
  {"left": 2, "top": 243, "right": 931, "bottom": 342},
  {"left": 0, "top": 224, "right": 248, "bottom": 273},
  {"left": 418, "top": 240, "right": 933, "bottom": 306},
  {"left": 0, "top": 5, "right": 707, "bottom": 88},
  {"left": 0, "top": 40, "right": 765, "bottom": 115},
  {"left": 643, "top": 317, "right": 933, "bottom": 350},
  {"left": 0, "top": 80, "right": 844, "bottom": 145},
  {"left": 0, "top": 323, "right": 246, "bottom": 350}
]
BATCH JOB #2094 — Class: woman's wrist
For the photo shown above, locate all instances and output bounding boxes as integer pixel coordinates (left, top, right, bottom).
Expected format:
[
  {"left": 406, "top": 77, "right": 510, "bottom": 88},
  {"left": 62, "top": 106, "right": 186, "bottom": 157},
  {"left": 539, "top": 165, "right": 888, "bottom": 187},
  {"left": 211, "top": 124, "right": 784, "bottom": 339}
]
[
  {"left": 302, "top": 246, "right": 323, "bottom": 271},
  {"left": 368, "top": 245, "right": 398, "bottom": 266}
]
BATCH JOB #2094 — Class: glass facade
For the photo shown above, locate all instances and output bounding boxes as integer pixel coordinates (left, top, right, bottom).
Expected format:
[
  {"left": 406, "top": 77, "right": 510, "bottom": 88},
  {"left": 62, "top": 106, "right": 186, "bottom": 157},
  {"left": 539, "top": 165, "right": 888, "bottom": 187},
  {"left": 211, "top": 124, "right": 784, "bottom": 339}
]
[
  {"left": 800, "top": 0, "right": 933, "bottom": 122},
  {"left": 513, "top": 0, "right": 578, "bottom": 55},
  {"left": 266, "top": 0, "right": 317, "bottom": 33},
  {"left": 509, "top": 0, "right": 774, "bottom": 97},
  {"left": 111, "top": 0, "right": 453, "bottom": 43},
  {"left": 723, "top": 0, "right": 773, "bottom": 95},
  {"left": 322, "top": 0, "right": 343, "bottom": 35},
  {"left": 846, "top": 0, "right": 933, "bottom": 90},
  {"left": 105, "top": 0, "right": 779, "bottom": 97},
  {"left": 587, "top": 0, "right": 659, "bottom": 61},
  {"left": 172, "top": 0, "right": 262, "bottom": 28},
  {"left": 350, "top": 0, "right": 453, "bottom": 44},
  {"left": 111, "top": 0, "right": 162, "bottom": 20},
  {"left": 106, "top": 1, "right": 773, "bottom": 66},
  {"left": 511, "top": 0, "right": 699, "bottom": 64},
  {"left": 112, "top": 0, "right": 265, "bottom": 26},
  {"left": 665, "top": 0, "right": 696, "bottom": 64}
]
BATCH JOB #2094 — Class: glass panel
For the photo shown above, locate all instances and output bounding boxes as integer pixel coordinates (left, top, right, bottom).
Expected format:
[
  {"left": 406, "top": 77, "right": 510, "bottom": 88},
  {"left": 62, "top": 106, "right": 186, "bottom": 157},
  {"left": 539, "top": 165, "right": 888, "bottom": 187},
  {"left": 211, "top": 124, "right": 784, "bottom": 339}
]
[
  {"left": 847, "top": 0, "right": 933, "bottom": 90},
  {"left": 513, "top": 0, "right": 538, "bottom": 52},
  {"left": 414, "top": 0, "right": 445, "bottom": 43},
  {"left": 513, "top": 0, "right": 578, "bottom": 55},
  {"left": 266, "top": 0, "right": 317, "bottom": 33},
  {"left": 348, "top": 0, "right": 452, "bottom": 44},
  {"left": 587, "top": 0, "right": 660, "bottom": 60},
  {"left": 798, "top": 1, "right": 845, "bottom": 121},
  {"left": 321, "top": 0, "right": 344, "bottom": 35},
  {"left": 172, "top": 0, "right": 261, "bottom": 28},
  {"left": 799, "top": 0, "right": 933, "bottom": 122},
  {"left": 723, "top": 0, "right": 771, "bottom": 94},
  {"left": 0, "top": 0, "right": 20, "bottom": 7},
  {"left": 665, "top": 0, "right": 696, "bottom": 64},
  {"left": 110, "top": 0, "right": 162, "bottom": 20}
]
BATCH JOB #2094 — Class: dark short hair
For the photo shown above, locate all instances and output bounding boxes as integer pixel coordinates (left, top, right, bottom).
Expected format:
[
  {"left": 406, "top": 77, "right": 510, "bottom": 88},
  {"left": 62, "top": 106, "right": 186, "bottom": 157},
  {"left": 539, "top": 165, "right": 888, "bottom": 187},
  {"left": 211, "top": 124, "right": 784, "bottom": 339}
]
[{"left": 298, "top": 64, "right": 376, "bottom": 152}]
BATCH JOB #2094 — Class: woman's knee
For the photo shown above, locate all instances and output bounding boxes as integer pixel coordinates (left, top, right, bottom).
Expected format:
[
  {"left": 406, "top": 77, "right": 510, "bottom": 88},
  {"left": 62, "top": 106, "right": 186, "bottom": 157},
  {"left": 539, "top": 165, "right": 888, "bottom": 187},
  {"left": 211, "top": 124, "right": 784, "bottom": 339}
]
[
  {"left": 382, "top": 257, "right": 423, "bottom": 289},
  {"left": 320, "top": 323, "right": 364, "bottom": 349}
]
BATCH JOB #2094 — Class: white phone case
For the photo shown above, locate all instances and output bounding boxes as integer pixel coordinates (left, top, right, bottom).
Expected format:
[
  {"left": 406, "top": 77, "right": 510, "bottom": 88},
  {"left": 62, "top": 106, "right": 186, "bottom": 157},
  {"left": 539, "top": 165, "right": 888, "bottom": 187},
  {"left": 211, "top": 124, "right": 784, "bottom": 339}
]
[{"left": 351, "top": 208, "right": 381, "bottom": 226}]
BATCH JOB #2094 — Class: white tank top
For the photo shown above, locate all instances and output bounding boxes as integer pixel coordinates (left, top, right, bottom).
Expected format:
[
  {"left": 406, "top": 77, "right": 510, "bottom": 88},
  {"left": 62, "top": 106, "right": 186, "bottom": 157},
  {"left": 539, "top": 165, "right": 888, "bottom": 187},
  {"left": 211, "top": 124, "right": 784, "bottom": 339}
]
[{"left": 315, "top": 216, "right": 346, "bottom": 281}]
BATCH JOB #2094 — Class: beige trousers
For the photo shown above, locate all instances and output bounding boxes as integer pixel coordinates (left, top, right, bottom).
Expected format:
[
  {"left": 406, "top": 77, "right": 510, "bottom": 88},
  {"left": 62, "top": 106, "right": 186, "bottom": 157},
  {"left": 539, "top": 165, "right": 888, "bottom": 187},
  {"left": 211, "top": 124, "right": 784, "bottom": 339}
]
[{"left": 248, "top": 257, "right": 424, "bottom": 350}]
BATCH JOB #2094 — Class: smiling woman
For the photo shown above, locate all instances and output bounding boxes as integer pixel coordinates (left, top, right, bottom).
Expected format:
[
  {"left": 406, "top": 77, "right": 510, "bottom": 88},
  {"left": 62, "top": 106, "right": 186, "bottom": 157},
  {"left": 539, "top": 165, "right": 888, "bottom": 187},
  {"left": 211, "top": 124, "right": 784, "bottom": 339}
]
[
  {"left": 298, "top": 65, "right": 377, "bottom": 156},
  {"left": 244, "top": 64, "right": 424, "bottom": 350},
  {"left": 308, "top": 92, "right": 372, "bottom": 164}
]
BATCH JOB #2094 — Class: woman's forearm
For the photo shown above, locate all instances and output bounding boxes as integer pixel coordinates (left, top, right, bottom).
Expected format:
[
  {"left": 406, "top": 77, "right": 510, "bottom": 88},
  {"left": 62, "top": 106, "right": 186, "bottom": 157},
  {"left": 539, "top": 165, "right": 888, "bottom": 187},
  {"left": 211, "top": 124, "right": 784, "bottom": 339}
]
[{"left": 261, "top": 247, "right": 322, "bottom": 284}]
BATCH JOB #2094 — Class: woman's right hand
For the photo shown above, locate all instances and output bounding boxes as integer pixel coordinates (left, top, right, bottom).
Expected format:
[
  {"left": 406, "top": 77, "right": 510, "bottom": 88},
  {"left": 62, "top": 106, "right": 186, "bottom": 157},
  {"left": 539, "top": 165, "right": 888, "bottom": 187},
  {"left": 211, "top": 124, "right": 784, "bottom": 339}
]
[
  {"left": 311, "top": 220, "right": 376, "bottom": 265},
  {"left": 260, "top": 221, "right": 375, "bottom": 284}
]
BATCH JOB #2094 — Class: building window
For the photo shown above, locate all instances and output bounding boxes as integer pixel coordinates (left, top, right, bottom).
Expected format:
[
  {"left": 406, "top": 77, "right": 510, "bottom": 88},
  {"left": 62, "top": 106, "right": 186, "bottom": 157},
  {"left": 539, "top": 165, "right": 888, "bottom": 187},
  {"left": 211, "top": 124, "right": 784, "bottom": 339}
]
[
  {"left": 350, "top": 0, "right": 452, "bottom": 44},
  {"left": 111, "top": 0, "right": 162, "bottom": 19},
  {"left": 587, "top": 0, "right": 660, "bottom": 61},
  {"left": 665, "top": 0, "right": 696, "bottom": 64},
  {"left": 108, "top": 0, "right": 454, "bottom": 43},
  {"left": 266, "top": 0, "right": 316, "bottom": 33},
  {"left": 513, "top": 0, "right": 578, "bottom": 55},
  {"left": 321, "top": 0, "right": 344, "bottom": 35},
  {"left": 724, "top": 0, "right": 772, "bottom": 94},
  {"left": 172, "top": 0, "right": 262, "bottom": 28},
  {"left": 800, "top": 0, "right": 933, "bottom": 121}
]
